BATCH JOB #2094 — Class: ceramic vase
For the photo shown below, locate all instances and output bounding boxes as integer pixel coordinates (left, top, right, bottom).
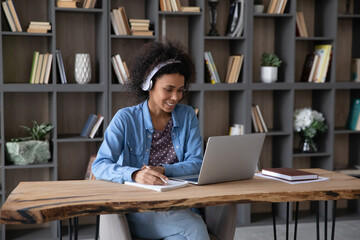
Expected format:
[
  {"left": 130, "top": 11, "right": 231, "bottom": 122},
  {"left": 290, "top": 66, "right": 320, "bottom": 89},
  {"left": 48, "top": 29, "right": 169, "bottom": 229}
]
[{"left": 74, "top": 53, "right": 91, "bottom": 84}]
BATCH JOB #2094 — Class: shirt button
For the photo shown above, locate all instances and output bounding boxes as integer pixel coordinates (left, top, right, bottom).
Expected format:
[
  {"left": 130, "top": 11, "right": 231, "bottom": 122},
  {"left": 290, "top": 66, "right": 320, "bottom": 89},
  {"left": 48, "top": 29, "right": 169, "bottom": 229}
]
[
  {"left": 176, "top": 146, "right": 179, "bottom": 149},
  {"left": 130, "top": 148, "right": 132, "bottom": 151},
  {"left": 146, "top": 148, "right": 149, "bottom": 152},
  {"left": 148, "top": 135, "right": 151, "bottom": 138}
]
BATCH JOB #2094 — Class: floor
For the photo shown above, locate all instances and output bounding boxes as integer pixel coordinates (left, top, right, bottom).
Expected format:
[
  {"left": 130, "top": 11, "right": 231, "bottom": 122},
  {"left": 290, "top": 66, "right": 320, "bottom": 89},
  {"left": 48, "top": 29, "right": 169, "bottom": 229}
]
[{"left": 234, "top": 219, "right": 360, "bottom": 240}]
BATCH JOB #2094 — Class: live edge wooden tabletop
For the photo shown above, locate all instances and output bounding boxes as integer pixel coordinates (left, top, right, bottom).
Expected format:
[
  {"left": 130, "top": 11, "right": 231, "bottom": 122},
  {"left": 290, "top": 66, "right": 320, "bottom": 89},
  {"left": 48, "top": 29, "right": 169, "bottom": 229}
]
[{"left": 1, "top": 169, "right": 360, "bottom": 224}]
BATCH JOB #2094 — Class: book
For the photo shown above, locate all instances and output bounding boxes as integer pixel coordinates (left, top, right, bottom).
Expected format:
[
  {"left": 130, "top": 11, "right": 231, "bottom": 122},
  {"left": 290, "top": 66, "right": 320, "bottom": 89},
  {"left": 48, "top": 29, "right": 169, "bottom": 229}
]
[
  {"left": 225, "top": 0, "right": 244, "bottom": 37},
  {"left": 113, "top": 9, "right": 126, "bottom": 35},
  {"left": 351, "top": 58, "right": 360, "bottom": 82},
  {"left": 55, "top": 49, "right": 67, "bottom": 84},
  {"left": 207, "top": 51, "right": 221, "bottom": 83},
  {"left": 225, "top": 55, "right": 243, "bottom": 83},
  {"left": 181, "top": 6, "right": 200, "bottom": 12},
  {"left": 251, "top": 106, "right": 259, "bottom": 133},
  {"left": 43, "top": 53, "right": 53, "bottom": 84},
  {"left": 255, "top": 105, "right": 268, "bottom": 132},
  {"left": 111, "top": 56, "right": 124, "bottom": 84},
  {"left": 114, "top": 54, "right": 128, "bottom": 83},
  {"left": 80, "top": 114, "right": 98, "bottom": 137},
  {"left": 89, "top": 114, "right": 104, "bottom": 139},
  {"left": 267, "top": 0, "right": 278, "bottom": 14},
  {"left": 110, "top": 11, "right": 120, "bottom": 35},
  {"left": 204, "top": 51, "right": 217, "bottom": 84},
  {"left": 124, "top": 180, "right": 189, "bottom": 192},
  {"left": 29, "top": 51, "right": 40, "bottom": 84},
  {"left": 39, "top": 53, "right": 49, "bottom": 84},
  {"left": 252, "top": 105, "right": 264, "bottom": 133},
  {"left": 346, "top": 98, "right": 360, "bottom": 130},
  {"left": 85, "top": 154, "right": 96, "bottom": 180},
  {"left": 296, "top": 12, "right": 308, "bottom": 37},
  {"left": 119, "top": 7, "right": 131, "bottom": 35},
  {"left": 56, "top": 1, "right": 77, "bottom": 8},
  {"left": 2, "top": 1, "right": 16, "bottom": 32},
  {"left": 313, "top": 44, "right": 332, "bottom": 83},
  {"left": 131, "top": 30, "right": 153, "bottom": 36},
  {"left": 262, "top": 168, "right": 319, "bottom": 181},
  {"left": 7, "top": 0, "right": 22, "bottom": 32},
  {"left": 34, "top": 53, "right": 44, "bottom": 84},
  {"left": 301, "top": 54, "right": 319, "bottom": 82}
]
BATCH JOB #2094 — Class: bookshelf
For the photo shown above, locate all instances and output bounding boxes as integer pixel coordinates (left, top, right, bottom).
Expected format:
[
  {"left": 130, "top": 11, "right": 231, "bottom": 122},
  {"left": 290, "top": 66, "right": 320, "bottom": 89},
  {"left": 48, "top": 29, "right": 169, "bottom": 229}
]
[{"left": 0, "top": 0, "right": 359, "bottom": 238}]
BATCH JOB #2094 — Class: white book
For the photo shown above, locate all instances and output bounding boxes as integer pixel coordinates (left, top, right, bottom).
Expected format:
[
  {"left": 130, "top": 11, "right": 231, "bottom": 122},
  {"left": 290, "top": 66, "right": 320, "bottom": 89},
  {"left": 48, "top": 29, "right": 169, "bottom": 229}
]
[
  {"left": 111, "top": 56, "right": 124, "bottom": 84},
  {"left": 2, "top": 2, "right": 17, "bottom": 32},
  {"left": 43, "top": 54, "right": 53, "bottom": 84},
  {"left": 124, "top": 180, "right": 189, "bottom": 192},
  {"left": 255, "top": 105, "right": 268, "bottom": 132},
  {"left": 110, "top": 12, "right": 120, "bottom": 35},
  {"left": 114, "top": 54, "right": 128, "bottom": 82},
  {"left": 89, "top": 115, "right": 104, "bottom": 139}
]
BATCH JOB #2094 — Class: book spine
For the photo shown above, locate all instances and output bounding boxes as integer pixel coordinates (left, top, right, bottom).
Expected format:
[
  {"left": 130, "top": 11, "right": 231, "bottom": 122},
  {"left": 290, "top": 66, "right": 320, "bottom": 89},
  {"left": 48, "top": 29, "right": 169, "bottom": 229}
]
[
  {"left": 29, "top": 52, "right": 40, "bottom": 84},
  {"left": 347, "top": 99, "right": 360, "bottom": 130},
  {"left": 204, "top": 52, "right": 216, "bottom": 84},
  {"left": 89, "top": 115, "right": 104, "bottom": 139},
  {"left": 81, "top": 114, "right": 98, "bottom": 137}
]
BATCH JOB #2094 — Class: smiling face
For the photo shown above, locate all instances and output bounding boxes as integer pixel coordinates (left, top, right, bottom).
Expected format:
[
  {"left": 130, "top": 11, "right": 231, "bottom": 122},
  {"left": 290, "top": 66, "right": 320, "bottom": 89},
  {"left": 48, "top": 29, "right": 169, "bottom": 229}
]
[{"left": 148, "top": 73, "right": 185, "bottom": 115}]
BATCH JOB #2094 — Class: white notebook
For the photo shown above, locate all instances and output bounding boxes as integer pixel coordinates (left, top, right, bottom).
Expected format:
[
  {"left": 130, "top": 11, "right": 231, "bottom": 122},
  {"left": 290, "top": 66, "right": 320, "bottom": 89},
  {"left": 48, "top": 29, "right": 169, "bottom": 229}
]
[{"left": 124, "top": 180, "right": 189, "bottom": 192}]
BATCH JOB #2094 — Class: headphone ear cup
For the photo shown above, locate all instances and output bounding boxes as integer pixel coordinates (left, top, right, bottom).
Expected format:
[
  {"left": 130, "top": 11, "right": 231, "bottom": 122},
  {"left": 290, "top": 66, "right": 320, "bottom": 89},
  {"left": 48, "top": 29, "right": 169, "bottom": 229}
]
[{"left": 141, "top": 79, "right": 153, "bottom": 91}]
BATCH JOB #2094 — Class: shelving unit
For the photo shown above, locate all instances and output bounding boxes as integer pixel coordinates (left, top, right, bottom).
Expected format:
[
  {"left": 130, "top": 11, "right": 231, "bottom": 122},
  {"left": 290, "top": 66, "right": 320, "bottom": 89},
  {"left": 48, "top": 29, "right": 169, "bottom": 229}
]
[{"left": 0, "top": 0, "right": 359, "bottom": 239}]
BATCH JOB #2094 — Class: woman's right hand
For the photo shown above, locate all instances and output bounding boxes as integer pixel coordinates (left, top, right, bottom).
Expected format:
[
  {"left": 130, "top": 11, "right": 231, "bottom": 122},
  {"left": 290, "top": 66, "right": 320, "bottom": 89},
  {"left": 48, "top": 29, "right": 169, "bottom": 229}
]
[{"left": 132, "top": 165, "right": 168, "bottom": 185}]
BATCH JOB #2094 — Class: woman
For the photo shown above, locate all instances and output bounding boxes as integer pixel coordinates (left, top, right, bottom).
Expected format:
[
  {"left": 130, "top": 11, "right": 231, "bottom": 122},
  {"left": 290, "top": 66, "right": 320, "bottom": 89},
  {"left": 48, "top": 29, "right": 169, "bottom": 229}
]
[{"left": 92, "top": 41, "right": 210, "bottom": 240}]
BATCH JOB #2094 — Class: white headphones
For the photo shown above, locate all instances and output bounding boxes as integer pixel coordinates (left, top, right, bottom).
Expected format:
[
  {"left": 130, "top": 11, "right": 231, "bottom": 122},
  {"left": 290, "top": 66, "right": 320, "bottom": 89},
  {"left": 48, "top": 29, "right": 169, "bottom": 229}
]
[{"left": 141, "top": 59, "right": 181, "bottom": 91}]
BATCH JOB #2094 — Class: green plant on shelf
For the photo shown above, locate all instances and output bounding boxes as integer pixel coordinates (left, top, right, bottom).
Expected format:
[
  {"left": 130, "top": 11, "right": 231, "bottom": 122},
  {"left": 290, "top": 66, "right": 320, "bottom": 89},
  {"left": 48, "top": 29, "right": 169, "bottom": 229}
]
[
  {"left": 11, "top": 121, "right": 54, "bottom": 142},
  {"left": 260, "top": 52, "right": 282, "bottom": 67}
]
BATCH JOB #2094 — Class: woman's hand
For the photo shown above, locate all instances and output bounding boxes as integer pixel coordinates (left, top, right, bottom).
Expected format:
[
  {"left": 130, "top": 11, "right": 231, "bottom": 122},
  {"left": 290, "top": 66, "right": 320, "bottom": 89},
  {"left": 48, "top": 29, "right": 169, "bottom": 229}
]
[{"left": 132, "top": 165, "right": 168, "bottom": 185}]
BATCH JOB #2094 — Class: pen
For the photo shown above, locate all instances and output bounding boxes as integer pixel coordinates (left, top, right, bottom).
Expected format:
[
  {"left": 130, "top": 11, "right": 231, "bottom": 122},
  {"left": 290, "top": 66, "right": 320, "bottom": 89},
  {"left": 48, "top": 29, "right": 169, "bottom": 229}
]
[{"left": 144, "top": 165, "right": 168, "bottom": 184}]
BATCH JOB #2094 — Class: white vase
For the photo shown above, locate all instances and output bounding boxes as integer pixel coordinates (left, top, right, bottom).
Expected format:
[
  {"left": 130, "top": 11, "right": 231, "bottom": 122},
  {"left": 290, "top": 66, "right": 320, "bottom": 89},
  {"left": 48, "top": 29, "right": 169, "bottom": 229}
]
[
  {"left": 74, "top": 53, "right": 91, "bottom": 84},
  {"left": 254, "top": 5, "right": 264, "bottom": 13},
  {"left": 260, "top": 66, "right": 278, "bottom": 83}
]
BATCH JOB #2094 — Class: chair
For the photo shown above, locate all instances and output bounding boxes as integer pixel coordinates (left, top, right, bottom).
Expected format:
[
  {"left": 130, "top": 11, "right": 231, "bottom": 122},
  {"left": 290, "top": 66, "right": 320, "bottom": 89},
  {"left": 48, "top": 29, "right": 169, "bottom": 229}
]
[{"left": 99, "top": 204, "right": 237, "bottom": 240}]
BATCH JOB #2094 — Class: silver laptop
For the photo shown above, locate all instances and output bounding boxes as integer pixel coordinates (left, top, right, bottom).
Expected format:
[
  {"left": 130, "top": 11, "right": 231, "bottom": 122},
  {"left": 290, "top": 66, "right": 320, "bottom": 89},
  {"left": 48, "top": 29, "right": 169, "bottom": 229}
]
[{"left": 174, "top": 133, "right": 265, "bottom": 185}]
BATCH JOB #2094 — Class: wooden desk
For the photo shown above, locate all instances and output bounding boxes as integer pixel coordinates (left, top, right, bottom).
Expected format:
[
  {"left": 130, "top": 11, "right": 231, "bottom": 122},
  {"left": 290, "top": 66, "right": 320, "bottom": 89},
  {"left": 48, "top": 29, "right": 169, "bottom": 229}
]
[{"left": 1, "top": 168, "right": 359, "bottom": 225}]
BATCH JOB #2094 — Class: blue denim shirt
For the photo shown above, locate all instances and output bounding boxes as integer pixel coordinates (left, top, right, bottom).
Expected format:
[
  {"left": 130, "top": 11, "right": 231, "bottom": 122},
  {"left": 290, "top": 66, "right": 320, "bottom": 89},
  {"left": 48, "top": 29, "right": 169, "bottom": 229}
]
[{"left": 92, "top": 100, "right": 203, "bottom": 183}]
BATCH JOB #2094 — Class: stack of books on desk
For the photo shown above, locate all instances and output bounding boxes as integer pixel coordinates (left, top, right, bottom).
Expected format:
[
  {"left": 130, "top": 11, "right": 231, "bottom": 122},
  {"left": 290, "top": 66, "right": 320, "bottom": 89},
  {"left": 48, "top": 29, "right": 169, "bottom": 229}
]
[{"left": 129, "top": 19, "right": 153, "bottom": 36}]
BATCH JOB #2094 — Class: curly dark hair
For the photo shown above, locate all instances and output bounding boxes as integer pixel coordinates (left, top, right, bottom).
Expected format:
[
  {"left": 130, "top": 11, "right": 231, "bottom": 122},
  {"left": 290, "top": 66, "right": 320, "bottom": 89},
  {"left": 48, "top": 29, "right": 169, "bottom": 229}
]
[{"left": 128, "top": 40, "right": 195, "bottom": 103}]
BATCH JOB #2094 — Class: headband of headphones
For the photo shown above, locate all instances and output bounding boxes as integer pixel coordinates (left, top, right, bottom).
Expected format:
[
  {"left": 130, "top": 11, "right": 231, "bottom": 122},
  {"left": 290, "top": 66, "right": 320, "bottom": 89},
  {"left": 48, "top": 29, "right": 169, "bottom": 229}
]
[{"left": 141, "top": 59, "right": 181, "bottom": 91}]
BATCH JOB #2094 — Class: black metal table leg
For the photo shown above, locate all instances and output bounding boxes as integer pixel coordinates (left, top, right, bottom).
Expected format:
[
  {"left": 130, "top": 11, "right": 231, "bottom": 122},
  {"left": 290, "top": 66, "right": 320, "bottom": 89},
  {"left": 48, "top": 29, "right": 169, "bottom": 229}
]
[
  {"left": 316, "top": 201, "right": 320, "bottom": 240},
  {"left": 74, "top": 217, "right": 79, "bottom": 240},
  {"left": 331, "top": 200, "right": 337, "bottom": 240},
  {"left": 68, "top": 218, "right": 72, "bottom": 240},
  {"left": 286, "top": 202, "right": 289, "bottom": 240},
  {"left": 294, "top": 202, "right": 299, "bottom": 240},
  {"left": 58, "top": 220, "right": 62, "bottom": 240},
  {"left": 325, "top": 201, "right": 328, "bottom": 240},
  {"left": 95, "top": 215, "right": 100, "bottom": 240},
  {"left": 272, "top": 203, "right": 277, "bottom": 240}
]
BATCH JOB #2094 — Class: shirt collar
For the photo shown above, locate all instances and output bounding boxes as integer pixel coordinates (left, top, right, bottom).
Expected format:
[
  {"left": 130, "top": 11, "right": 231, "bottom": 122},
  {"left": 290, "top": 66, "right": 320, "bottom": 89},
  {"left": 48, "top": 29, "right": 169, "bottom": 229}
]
[{"left": 142, "top": 99, "right": 181, "bottom": 131}]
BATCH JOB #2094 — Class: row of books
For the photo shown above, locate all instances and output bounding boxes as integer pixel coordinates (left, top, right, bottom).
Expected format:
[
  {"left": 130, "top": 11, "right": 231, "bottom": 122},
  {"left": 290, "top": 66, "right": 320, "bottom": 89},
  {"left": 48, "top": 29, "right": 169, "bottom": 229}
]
[
  {"left": 110, "top": 7, "right": 130, "bottom": 35},
  {"left": 30, "top": 52, "right": 53, "bottom": 84},
  {"left": 27, "top": 21, "right": 51, "bottom": 34},
  {"left": 111, "top": 54, "right": 129, "bottom": 85},
  {"left": 204, "top": 51, "right": 220, "bottom": 84},
  {"left": 347, "top": 98, "right": 360, "bottom": 131},
  {"left": 56, "top": 0, "right": 97, "bottom": 8},
  {"left": 225, "top": 55, "right": 244, "bottom": 84},
  {"left": 295, "top": 11, "right": 308, "bottom": 37},
  {"left": 80, "top": 114, "right": 104, "bottom": 139},
  {"left": 251, "top": 104, "right": 268, "bottom": 133},
  {"left": 159, "top": 0, "right": 200, "bottom": 13},
  {"left": 301, "top": 44, "right": 332, "bottom": 83},
  {"left": 351, "top": 58, "right": 360, "bottom": 82},
  {"left": 2, "top": 0, "right": 22, "bottom": 32},
  {"left": 129, "top": 19, "right": 153, "bottom": 36},
  {"left": 267, "top": 0, "right": 288, "bottom": 14},
  {"left": 225, "top": 0, "right": 244, "bottom": 37}
]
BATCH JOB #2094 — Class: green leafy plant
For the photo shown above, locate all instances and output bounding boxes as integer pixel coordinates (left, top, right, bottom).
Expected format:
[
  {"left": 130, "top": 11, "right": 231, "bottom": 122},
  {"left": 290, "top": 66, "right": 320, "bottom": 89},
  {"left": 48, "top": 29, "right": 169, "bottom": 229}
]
[
  {"left": 254, "top": 0, "right": 263, "bottom": 5},
  {"left": 260, "top": 52, "right": 282, "bottom": 67},
  {"left": 11, "top": 121, "right": 54, "bottom": 142}
]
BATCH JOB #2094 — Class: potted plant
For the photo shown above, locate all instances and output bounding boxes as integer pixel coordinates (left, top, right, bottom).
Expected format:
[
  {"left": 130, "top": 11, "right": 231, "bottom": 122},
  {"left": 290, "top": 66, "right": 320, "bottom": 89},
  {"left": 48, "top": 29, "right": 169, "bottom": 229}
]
[
  {"left": 254, "top": 0, "right": 264, "bottom": 13},
  {"left": 6, "top": 121, "right": 54, "bottom": 165},
  {"left": 260, "top": 52, "right": 282, "bottom": 83}
]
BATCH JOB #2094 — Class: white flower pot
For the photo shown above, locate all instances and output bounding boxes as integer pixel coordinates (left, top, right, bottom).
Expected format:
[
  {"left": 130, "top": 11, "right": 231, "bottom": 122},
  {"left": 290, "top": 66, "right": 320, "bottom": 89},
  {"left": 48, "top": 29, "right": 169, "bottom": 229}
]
[
  {"left": 260, "top": 66, "right": 278, "bottom": 83},
  {"left": 254, "top": 5, "right": 264, "bottom": 13}
]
